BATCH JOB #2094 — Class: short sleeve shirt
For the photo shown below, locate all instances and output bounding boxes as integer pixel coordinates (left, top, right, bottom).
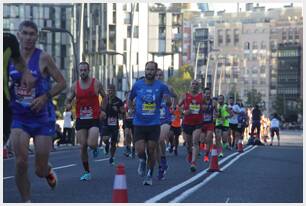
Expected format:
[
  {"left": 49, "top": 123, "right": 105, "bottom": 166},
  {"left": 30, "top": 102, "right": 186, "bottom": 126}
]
[{"left": 129, "top": 79, "right": 170, "bottom": 126}]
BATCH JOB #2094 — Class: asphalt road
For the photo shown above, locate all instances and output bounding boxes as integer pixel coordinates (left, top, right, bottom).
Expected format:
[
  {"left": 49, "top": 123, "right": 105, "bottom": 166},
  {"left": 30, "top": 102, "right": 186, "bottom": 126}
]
[{"left": 3, "top": 130, "right": 303, "bottom": 203}]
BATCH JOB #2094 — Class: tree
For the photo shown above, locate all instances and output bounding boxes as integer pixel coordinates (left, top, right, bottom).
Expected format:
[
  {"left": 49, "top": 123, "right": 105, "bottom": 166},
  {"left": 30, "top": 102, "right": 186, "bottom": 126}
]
[
  {"left": 245, "top": 89, "right": 262, "bottom": 107},
  {"left": 167, "top": 64, "right": 193, "bottom": 97}
]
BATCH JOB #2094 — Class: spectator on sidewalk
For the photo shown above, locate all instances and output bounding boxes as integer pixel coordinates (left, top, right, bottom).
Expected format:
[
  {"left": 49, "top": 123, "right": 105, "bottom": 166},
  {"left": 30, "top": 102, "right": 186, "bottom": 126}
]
[
  {"left": 270, "top": 113, "right": 281, "bottom": 146},
  {"left": 63, "top": 108, "right": 74, "bottom": 145}
]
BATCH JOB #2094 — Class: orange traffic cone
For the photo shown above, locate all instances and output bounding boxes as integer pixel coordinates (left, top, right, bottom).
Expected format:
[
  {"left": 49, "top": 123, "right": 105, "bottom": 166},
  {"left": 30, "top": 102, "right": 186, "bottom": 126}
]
[
  {"left": 208, "top": 144, "right": 220, "bottom": 172},
  {"left": 112, "top": 164, "right": 128, "bottom": 203},
  {"left": 3, "top": 146, "right": 8, "bottom": 159},
  {"left": 237, "top": 139, "right": 244, "bottom": 153}
]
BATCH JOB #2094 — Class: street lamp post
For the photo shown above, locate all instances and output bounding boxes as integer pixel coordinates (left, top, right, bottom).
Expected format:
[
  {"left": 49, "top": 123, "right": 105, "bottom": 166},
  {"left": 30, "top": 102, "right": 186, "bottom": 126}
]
[
  {"left": 194, "top": 39, "right": 213, "bottom": 80},
  {"left": 204, "top": 48, "right": 220, "bottom": 88},
  {"left": 41, "top": 27, "right": 78, "bottom": 83}
]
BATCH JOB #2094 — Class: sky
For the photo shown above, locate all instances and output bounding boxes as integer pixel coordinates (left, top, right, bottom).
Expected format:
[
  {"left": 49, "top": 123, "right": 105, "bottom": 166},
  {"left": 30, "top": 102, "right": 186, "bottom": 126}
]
[{"left": 209, "top": 2, "right": 303, "bottom": 13}]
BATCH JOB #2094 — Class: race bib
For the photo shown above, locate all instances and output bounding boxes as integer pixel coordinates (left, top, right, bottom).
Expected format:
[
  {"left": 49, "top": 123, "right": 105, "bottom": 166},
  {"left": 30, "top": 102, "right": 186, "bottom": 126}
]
[
  {"left": 107, "top": 117, "right": 117, "bottom": 126},
  {"left": 15, "top": 86, "right": 36, "bottom": 107},
  {"left": 142, "top": 103, "right": 156, "bottom": 116},
  {"left": 189, "top": 104, "right": 200, "bottom": 114},
  {"left": 80, "top": 106, "right": 93, "bottom": 119},
  {"left": 203, "top": 114, "right": 212, "bottom": 122}
]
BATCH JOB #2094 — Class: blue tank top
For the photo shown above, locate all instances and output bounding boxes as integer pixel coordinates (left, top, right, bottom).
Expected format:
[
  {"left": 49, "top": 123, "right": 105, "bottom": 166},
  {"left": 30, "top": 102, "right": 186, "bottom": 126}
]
[
  {"left": 129, "top": 79, "right": 170, "bottom": 126},
  {"left": 45, "top": 76, "right": 56, "bottom": 122},
  {"left": 9, "top": 48, "right": 49, "bottom": 123},
  {"left": 160, "top": 100, "right": 172, "bottom": 125}
]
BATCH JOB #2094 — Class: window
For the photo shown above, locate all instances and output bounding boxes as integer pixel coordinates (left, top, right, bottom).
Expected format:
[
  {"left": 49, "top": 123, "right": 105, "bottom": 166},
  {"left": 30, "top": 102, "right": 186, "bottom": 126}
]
[
  {"left": 288, "top": 29, "right": 293, "bottom": 40},
  {"left": 136, "top": 52, "right": 139, "bottom": 64},
  {"left": 234, "top": 29, "right": 239, "bottom": 45},
  {"left": 127, "top": 26, "right": 131, "bottom": 38},
  {"left": 295, "top": 28, "right": 299, "bottom": 39},
  {"left": 282, "top": 30, "right": 287, "bottom": 40},
  {"left": 159, "top": 27, "right": 166, "bottom": 40},
  {"left": 217, "top": 29, "right": 223, "bottom": 46},
  {"left": 261, "top": 41, "right": 266, "bottom": 49},
  {"left": 159, "top": 13, "right": 166, "bottom": 25},
  {"left": 252, "top": 41, "right": 258, "bottom": 50},
  {"left": 133, "top": 26, "right": 139, "bottom": 38},
  {"left": 244, "top": 42, "right": 250, "bottom": 50},
  {"left": 123, "top": 39, "right": 127, "bottom": 50},
  {"left": 225, "top": 29, "right": 231, "bottom": 45}
]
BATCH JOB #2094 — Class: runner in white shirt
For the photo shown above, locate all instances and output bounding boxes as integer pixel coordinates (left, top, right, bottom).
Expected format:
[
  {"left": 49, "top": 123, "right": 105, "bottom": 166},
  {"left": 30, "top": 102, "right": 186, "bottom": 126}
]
[{"left": 270, "top": 113, "right": 281, "bottom": 146}]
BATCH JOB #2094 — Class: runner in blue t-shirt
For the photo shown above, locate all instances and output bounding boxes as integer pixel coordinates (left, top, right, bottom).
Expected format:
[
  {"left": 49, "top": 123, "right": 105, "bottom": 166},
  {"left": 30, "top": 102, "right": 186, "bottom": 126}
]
[{"left": 128, "top": 61, "right": 170, "bottom": 186}]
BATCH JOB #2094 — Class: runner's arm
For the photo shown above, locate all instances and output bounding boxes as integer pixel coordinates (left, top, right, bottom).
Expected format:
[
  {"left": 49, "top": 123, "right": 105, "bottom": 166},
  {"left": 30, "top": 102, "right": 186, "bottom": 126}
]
[
  {"left": 65, "top": 82, "right": 76, "bottom": 110},
  {"left": 30, "top": 52, "right": 66, "bottom": 112}
]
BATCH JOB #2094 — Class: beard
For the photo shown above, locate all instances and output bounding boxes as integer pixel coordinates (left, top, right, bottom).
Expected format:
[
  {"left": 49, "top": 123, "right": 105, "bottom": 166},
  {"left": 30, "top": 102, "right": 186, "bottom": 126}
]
[
  {"left": 145, "top": 73, "right": 155, "bottom": 80},
  {"left": 80, "top": 74, "right": 89, "bottom": 81}
]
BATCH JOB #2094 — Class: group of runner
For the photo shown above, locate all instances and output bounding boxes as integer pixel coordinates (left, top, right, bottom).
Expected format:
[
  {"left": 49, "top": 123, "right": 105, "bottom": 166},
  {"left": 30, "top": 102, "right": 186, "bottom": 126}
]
[{"left": 4, "top": 20, "right": 275, "bottom": 203}]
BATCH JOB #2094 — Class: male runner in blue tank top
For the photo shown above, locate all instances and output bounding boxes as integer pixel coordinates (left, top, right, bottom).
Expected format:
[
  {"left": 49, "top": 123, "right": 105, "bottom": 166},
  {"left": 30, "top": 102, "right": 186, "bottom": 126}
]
[
  {"left": 128, "top": 61, "right": 170, "bottom": 186},
  {"left": 155, "top": 68, "right": 177, "bottom": 180},
  {"left": 9, "top": 21, "right": 66, "bottom": 203}
]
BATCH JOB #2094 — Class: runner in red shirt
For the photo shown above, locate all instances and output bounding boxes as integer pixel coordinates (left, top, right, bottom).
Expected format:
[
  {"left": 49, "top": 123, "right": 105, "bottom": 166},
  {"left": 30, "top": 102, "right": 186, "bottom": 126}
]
[
  {"left": 65, "top": 62, "right": 106, "bottom": 181},
  {"left": 179, "top": 80, "right": 205, "bottom": 172}
]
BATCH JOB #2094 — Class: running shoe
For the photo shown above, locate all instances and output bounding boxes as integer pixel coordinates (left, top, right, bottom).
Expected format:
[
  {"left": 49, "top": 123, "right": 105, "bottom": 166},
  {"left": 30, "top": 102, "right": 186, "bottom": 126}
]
[
  {"left": 157, "top": 166, "right": 165, "bottom": 180},
  {"left": 143, "top": 174, "right": 153, "bottom": 186},
  {"left": 104, "top": 143, "right": 110, "bottom": 156},
  {"left": 161, "top": 158, "right": 168, "bottom": 173},
  {"left": 218, "top": 152, "right": 224, "bottom": 158},
  {"left": 46, "top": 167, "right": 57, "bottom": 190},
  {"left": 92, "top": 148, "right": 99, "bottom": 158},
  {"left": 80, "top": 172, "right": 91, "bottom": 181},
  {"left": 137, "top": 159, "right": 146, "bottom": 177},
  {"left": 203, "top": 155, "right": 209, "bottom": 162},
  {"left": 190, "top": 161, "right": 197, "bottom": 172},
  {"left": 124, "top": 147, "right": 131, "bottom": 157},
  {"left": 169, "top": 146, "right": 173, "bottom": 153},
  {"left": 131, "top": 149, "right": 136, "bottom": 158},
  {"left": 109, "top": 157, "right": 115, "bottom": 165}
]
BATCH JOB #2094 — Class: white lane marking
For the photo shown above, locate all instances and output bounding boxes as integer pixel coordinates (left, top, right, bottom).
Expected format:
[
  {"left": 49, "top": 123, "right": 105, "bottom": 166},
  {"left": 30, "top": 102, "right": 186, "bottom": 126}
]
[
  {"left": 53, "top": 164, "right": 76, "bottom": 170},
  {"left": 94, "top": 158, "right": 109, "bottom": 162},
  {"left": 3, "top": 176, "right": 14, "bottom": 180},
  {"left": 4, "top": 164, "right": 77, "bottom": 180},
  {"left": 170, "top": 146, "right": 258, "bottom": 203},
  {"left": 4, "top": 148, "right": 80, "bottom": 161},
  {"left": 225, "top": 197, "right": 230, "bottom": 203},
  {"left": 145, "top": 145, "right": 252, "bottom": 203}
]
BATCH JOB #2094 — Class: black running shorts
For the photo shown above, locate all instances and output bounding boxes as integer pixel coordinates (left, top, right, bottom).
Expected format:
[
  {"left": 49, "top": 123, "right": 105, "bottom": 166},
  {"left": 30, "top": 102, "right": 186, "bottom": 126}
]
[
  {"left": 76, "top": 118, "right": 100, "bottom": 131},
  {"left": 134, "top": 125, "right": 160, "bottom": 142}
]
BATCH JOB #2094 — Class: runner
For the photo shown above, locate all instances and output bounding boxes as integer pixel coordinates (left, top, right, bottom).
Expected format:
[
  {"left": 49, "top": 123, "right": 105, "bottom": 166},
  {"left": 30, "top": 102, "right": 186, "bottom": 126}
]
[
  {"left": 128, "top": 61, "right": 170, "bottom": 186},
  {"left": 3, "top": 32, "right": 35, "bottom": 147},
  {"left": 169, "top": 105, "right": 182, "bottom": 156},
  {"left": 65, "top": 61, "right": 106, "bottom": 181},
  {"left": 8, "top": 21, "right": 66, "bottom": 202},
  {"left": 154, "top": 68, "right": 176, "bottom": 180},
  {"left": 101, "top": 84, "right": 124, "bottom": 165},
  {"left": 201, "top": 87, "right": 215, "bottom": 162},
  {"left": 236, "top": 99, "right": 248, "bottom": 148},
  {"left": 251, "top": 104, "right": 262, "bottom": 139},
  {"left": 215, "top": 95, "right": 231, "bottom": 158},
  {"left": 228, "top": 97, "right": 240, "bottom": 150},
  {"left": 123, "top": 91, "right": 135, "bottom": 158},
  {"left": 179, "top": 80, "right": 204, "bottom": 172},
  {"left": 270, "top": 113, "right": 281, "bottom": 146}
]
